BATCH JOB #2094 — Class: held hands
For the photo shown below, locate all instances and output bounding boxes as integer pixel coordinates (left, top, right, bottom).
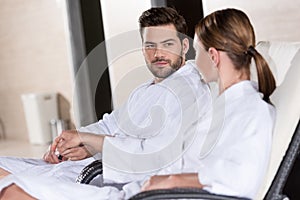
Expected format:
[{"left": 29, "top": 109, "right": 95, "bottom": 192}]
[
  {"left": 57, "top": 145, "right": 92, "bottom": 161},
  {"left": 43, "top": 130, "right": 92, "bottom": 163},
  {"left": 43, "top": 148, "right": 66, "bottom": 164}
]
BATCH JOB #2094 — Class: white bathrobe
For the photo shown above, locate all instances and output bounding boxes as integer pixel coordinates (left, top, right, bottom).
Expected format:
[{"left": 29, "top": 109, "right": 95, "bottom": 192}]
[
  {"left": 195, "top": 81, "right": 275, "bottom": 198},
  {"left": 0, "top": 61, "right": 211, "bottom": 196},
  {"left": 0, "top": 80, "right": 275, "bottom": 199}
]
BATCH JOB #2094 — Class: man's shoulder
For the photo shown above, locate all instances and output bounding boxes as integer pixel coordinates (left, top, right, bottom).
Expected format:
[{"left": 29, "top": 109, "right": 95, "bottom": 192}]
[{"left": 176, "top": 60, "right": 201, "bottom": 77}]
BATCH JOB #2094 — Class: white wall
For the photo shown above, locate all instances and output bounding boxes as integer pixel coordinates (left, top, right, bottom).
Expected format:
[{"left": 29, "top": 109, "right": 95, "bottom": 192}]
[
  {"left": 100, "top": 0, "right": 152, "bottom": 108},
  {"left": 203, "top": 0, "right": 300, "bottom": 42},
  {"left": 0, "top": 0, "right": 72, "bottom": 141}
]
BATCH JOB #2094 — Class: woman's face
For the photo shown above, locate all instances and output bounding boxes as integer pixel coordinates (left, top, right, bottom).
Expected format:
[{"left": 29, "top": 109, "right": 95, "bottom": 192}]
[{"left": 193, "top": 34, "right": 218, "bottom": 82}]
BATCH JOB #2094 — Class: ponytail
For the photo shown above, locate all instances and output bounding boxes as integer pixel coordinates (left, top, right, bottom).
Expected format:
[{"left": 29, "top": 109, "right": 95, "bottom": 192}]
[
  {"left": 247, "top": 46, "right": 276, "bottom": 103},
  {"left": 195, "top": 8, "right": 276, "bottom": 104}
]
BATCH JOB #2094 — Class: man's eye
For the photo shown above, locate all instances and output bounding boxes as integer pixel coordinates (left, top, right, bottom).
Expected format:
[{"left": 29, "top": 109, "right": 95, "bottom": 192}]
[
  {"left": 145, "top": 44, "right": 155, "bottom": 49},
  {"left": 164, "top": 42, "right": 174, "bottom": 47}
]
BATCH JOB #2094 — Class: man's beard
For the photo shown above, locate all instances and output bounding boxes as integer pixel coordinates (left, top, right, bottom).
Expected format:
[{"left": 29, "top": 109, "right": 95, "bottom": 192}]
[{"left": 146, "top": 54, "right": 183, "bottom": 79}]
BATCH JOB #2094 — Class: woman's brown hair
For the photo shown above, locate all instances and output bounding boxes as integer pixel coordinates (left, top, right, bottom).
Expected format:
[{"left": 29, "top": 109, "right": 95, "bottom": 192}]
[{"left": 195, "top": 8, "right": 276, "bottom": 103}]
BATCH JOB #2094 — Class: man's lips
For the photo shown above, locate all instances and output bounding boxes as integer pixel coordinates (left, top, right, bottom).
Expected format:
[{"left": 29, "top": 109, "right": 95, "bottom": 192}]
[{"left": 153, "top": 61, "right": 169, "bottom": 66}]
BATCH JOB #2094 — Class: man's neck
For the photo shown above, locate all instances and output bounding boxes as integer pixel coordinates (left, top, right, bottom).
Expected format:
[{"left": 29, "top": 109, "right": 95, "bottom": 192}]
[
  {"left": 154, "top": 77, "right": 164, "bottom": 84},
  {"left": 153, "top": 61, "right": 186, "bottom": 84}
]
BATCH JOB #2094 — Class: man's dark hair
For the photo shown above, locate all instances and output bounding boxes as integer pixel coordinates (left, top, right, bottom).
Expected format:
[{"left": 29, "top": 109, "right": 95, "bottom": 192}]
[{"left": 139, "top": 7, "right": 188, "bottom": 40}]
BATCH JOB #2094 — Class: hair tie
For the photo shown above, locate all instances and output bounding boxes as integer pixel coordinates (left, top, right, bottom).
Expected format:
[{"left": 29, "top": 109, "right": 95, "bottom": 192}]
[{"left": 245, "top": 45, "right": 256, "bottom": 57}]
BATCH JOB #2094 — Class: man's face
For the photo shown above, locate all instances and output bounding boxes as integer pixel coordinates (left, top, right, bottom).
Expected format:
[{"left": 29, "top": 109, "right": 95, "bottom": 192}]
[{"left": 142, "top": 24, "right": 185, "bottom": 83}]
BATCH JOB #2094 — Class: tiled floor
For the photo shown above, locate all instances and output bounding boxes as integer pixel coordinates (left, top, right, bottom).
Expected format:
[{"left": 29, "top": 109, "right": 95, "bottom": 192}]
[{"left": 0, "top": 140, "right": 49, "bottom": 158}]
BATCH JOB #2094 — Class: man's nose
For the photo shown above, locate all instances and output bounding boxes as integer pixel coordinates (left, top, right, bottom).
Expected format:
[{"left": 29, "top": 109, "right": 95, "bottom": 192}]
[{"left": 154, "top": 48, "right": 165, "bottom": 58}]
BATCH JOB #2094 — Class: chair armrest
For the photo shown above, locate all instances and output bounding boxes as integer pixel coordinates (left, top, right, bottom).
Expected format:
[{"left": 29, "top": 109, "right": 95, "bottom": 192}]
[
  {"left": 76, "top": 159, "right": 103, "bottom": 184},
  {"left": 129, "top": 188, "right": 250, "bottom": 200}
]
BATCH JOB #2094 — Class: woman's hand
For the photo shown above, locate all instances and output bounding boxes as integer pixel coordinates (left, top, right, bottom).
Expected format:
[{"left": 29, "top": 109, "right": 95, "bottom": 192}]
[{"left": 141, "top": 173, "right": 203, "bottom": 191}]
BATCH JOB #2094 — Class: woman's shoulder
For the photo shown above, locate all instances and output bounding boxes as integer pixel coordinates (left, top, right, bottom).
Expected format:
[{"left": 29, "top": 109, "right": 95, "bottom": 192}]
[{"left": 225, "top": 81, "right": 276, "bottom": 127}]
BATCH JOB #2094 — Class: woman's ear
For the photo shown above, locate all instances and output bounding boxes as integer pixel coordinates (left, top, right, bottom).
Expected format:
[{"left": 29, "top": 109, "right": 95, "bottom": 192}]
[{"left": 208, "top": 47, "right": 220, "bottom": 67}]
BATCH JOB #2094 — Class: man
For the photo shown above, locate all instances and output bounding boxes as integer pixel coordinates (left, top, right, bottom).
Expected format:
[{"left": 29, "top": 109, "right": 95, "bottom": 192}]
[
  {"left": 0, "top": 7, "right": 211, "bottom": 199},
  {"left": 139, "top": 8, "right": 276, "bottom": 200}
]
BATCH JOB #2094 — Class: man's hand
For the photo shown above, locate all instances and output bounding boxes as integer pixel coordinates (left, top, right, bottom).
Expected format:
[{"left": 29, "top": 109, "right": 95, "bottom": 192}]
[
  {"left": 43, "top": 145, "right": 92, "bottom": 163},
  {"left": 43, "top": 129, "right": 106, "bottom": 163},
  {"left": 59, "top": 145, "right": 92, "bottom": 161},
  {"left": 43, "top": 130, "right": 84, "bottom": 163},
  {"left": 43, "top": 149, "right": 61, "bottom": 164},
  {"left": 54, "top": 130, "right": 82, "bottom": 154}
]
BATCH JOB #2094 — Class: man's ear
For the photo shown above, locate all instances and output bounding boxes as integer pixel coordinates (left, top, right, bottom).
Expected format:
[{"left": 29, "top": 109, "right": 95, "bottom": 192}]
[
  {"left": 208, "top": 47, "right": 220, "bottom": 67},
  {"left": 182, "top": 38, "right": 189, "bottom": 54}
]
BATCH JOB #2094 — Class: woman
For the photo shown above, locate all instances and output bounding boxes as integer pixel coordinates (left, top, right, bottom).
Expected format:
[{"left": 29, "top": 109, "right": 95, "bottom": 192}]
[{"left": 141, "top": 8, "right": 276, "bottom": 199}]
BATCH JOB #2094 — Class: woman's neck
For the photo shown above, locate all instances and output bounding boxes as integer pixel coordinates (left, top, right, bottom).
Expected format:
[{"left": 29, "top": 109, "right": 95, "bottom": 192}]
[{"left": 218, "top": 68, "right": 249, "bottom": 94}]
